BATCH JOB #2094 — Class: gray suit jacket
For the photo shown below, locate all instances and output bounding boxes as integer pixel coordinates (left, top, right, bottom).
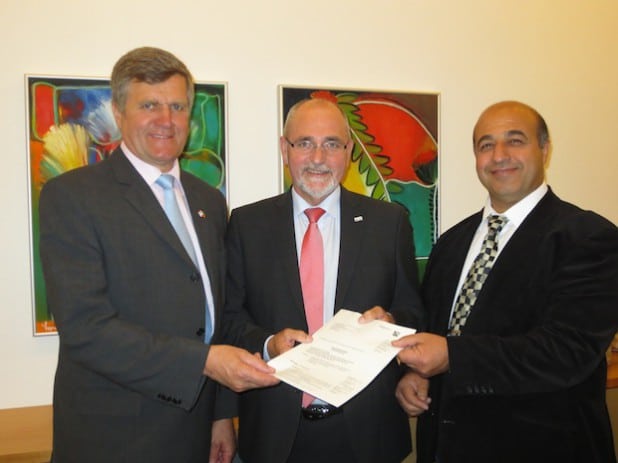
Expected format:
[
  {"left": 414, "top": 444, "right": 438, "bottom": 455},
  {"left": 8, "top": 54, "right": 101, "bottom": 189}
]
[
  {"left": 39, "top": 149, "right": 229, "bottom": 463},
  {"left": 417, "top": 189, "right": 618, "bottom": 463},
  {"left": 223, "top": 187, "right": 425, "bottom": 463}
]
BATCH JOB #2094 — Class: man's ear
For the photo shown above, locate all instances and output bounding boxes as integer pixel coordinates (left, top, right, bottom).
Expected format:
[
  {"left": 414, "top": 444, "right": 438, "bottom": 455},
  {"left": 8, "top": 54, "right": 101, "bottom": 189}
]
[
  {"left": 112, "top": 102, "right": 123, "bottom": 128},
  {"left": 542, "top": 141, "right": 552, "bottom": 167}
]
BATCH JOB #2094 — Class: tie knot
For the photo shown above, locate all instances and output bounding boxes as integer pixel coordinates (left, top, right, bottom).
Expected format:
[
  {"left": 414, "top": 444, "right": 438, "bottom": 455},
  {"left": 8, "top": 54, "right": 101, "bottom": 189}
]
[
  {"left": 487, "top": 215, "right": 507, "bottom": 233},
  {"left": 156, "top": 174, "right": 175, "bottom": 190},
  {"left": 305, "top": 207, "right": 325, "bottom": 224}
]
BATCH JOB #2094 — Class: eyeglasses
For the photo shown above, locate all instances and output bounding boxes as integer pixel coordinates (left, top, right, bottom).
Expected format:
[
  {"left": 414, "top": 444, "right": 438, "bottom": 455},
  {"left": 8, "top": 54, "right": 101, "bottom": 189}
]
[{"left": 285, "top": 138, "right": 349, "bottom": 154}]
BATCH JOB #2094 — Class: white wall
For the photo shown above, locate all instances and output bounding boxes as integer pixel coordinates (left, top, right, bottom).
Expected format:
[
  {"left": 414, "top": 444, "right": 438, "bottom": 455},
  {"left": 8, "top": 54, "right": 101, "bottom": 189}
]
[{"left": 1, "top": 0, "right": 617, "bottom": 408}]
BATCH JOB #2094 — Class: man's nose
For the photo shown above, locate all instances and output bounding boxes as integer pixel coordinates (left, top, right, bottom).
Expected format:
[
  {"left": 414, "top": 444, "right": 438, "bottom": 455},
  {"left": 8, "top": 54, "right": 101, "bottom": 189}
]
[
  {"left": 155, "top": 105, "right": 174, "bottom": 124},
  {"left": 309, "top": 144, "right": 327, "bottom": 163},
  {"left": 492, "top": 141, "right": 510, "bottom": 161}
]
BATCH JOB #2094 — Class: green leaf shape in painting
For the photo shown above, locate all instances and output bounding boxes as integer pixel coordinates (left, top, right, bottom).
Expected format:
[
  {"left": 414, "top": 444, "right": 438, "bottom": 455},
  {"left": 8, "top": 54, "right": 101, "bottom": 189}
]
[
  {"left": 180, "top": 148, "right": 225, "bottom": 190},
  {"left": 335, "top": 93, "right": 390, "bottom": 202},
  {"left": 186, "top": 92, "right": 223, "bottom": 155},
  {"left": 386, "top": 182, "right": 404, "bottom": 195}
]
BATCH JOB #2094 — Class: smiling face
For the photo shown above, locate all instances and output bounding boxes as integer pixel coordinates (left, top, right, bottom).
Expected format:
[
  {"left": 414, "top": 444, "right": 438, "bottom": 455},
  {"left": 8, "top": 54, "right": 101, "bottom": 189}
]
[
  {"left": 112, "top": 74, "right": 190, "bottom": 172},
  {"left": 280, "top": 99, "right": 352, "bottom": 205},
  {"left": 473, "top": 102, "right": 549, "bottom": 212}
]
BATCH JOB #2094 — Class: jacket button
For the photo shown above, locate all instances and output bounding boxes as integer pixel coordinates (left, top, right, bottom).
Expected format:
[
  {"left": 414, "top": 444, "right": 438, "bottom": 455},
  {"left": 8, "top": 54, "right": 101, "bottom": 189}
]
[
  {"left": 190, "top": 272, "right": 201, "bottom": 282},
  {"left": 196, "top": 328, "right": 205, "bottom": 337}
]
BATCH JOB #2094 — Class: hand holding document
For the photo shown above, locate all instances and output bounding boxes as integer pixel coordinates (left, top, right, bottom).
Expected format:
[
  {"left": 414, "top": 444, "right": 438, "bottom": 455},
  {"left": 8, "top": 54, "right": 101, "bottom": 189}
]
[{"left": 267, "top": 309, "right": 416, "bottom": 407}]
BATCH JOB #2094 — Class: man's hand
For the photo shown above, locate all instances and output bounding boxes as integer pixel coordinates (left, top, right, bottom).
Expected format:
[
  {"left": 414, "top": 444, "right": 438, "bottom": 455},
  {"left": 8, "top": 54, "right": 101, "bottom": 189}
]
[
  {"left": 358, "top": 305, "right": 395, "bottom": 324},
  {"left": 204, "top": 345, "right": 279, "bottom": 392},
  {"left": 209, "top": 418, "right": 236, "bottom": 463},
  {"left": 396, "top": 371, "right": 431, "bottom": 417},
  {"left": 393, "top": 333, "right": 449, "bottom": 377},
  {"left": 267, "top": 328, "right": 312, "bottom": 358}
]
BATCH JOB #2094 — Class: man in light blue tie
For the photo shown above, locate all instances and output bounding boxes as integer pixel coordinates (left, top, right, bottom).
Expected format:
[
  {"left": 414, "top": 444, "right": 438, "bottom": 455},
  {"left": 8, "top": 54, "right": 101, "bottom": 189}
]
[{"left": 39, "top": 46, "right": 278, "bottom": 463}]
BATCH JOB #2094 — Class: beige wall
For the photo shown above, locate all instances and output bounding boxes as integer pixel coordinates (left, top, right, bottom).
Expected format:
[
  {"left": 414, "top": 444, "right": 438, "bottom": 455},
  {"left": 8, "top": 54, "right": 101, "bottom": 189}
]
[{"left": 1, "top": 0, "right": 616, "bottom": 422}]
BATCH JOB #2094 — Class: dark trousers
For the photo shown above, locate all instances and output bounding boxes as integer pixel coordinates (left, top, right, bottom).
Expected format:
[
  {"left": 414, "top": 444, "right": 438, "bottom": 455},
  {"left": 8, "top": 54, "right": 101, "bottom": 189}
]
[{"left": 287, "top": 412, "right": 356, "bottom": 463}]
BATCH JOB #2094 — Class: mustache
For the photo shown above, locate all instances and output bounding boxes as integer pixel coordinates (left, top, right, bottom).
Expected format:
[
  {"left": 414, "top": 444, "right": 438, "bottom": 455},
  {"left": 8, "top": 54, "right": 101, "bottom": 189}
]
[{"left": 302, "top": 165, "right": 331, "bottom": 175}]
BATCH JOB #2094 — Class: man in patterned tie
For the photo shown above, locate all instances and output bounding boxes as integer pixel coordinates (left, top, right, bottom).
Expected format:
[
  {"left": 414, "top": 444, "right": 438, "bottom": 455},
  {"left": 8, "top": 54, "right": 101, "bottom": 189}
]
[
  {"left": 222, "top": 98, "right": 425, "bottom": 463},
  {"left": 393, "top": 101, "right": 618, "bottom": 463}
]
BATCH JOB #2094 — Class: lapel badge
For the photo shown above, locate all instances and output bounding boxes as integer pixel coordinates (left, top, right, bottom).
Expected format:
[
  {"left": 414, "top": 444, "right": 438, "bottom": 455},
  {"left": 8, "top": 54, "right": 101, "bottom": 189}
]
[
  {"left": 354, "top": 215, "right": 363, "bottom": 222},
  {"left": 197, "top": 210, "right": 206, "bottom": 218}
]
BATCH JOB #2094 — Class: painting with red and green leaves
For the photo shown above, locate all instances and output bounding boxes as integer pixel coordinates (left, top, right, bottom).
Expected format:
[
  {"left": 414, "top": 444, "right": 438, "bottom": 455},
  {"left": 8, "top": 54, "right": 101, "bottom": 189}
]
[
  {"left": 279, "top": 86, "right": 439, "bottom": 279},
  {"left": 27, "top": 75, "right": 227, "bottom": 335}
]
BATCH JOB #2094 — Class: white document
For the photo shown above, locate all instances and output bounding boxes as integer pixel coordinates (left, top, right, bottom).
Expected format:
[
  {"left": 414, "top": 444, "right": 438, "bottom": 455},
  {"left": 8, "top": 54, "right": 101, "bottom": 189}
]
[{"left": 267, "top": 309, "right": 416, "bottom": 407}]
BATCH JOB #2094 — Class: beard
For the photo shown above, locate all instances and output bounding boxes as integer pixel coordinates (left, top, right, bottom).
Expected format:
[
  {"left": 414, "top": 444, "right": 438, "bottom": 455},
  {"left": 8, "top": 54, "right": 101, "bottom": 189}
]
[{"left": 295, "top": 167, "right": 338, "bottom": 203}]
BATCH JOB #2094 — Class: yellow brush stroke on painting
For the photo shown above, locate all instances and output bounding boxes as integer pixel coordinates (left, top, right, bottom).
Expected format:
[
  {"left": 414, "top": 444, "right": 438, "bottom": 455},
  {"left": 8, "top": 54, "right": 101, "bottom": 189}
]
[
  {"left": 342, "top": 158, "right": 372, "bottom": 196},
  {"left": 41, "top": 123, "right": 90, "bottom": 182}
]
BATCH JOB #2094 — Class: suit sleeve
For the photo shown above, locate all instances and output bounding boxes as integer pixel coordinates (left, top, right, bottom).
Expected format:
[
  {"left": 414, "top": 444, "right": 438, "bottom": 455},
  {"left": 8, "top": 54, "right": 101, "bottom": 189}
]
[
  {"left": 445, "top": 212, "right": 618, "bottom": 396},
  {"left": 39, "top": 175, "right": 210, "bottom": 411}
]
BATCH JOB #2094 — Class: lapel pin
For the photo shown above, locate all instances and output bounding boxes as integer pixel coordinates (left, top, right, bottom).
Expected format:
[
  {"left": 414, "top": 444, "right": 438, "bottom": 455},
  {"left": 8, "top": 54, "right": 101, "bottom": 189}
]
[
  {"left": 197, "top": 210, "right": 206, "bottom": 218},
  {"left": 354, "top": 215, "right": 363, "bottom": 222}
]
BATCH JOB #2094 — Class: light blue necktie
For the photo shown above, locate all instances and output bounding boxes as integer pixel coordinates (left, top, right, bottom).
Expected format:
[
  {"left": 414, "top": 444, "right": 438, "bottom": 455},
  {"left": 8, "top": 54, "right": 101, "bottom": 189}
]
[
  {"left": 156, "top": 174, "right": 198, "bottom": 265},
  {"left": 156, "top": 174, "right": 213, "bottom": 342}
]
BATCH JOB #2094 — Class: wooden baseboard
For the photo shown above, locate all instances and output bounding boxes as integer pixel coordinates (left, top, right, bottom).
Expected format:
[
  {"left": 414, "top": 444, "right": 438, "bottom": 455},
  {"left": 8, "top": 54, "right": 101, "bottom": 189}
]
[
  {"left": 0, "top": 451, "right": 51, "bottom": 463},
  {"left": 0, "top": 405, "right": 52, "bottom": 463}
]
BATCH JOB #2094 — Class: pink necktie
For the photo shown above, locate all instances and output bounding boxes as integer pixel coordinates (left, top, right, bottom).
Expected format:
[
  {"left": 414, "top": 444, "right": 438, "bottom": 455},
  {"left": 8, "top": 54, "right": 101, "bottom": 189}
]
[{"left": 300, "top": 207, "right": 326, "bottom": 407}]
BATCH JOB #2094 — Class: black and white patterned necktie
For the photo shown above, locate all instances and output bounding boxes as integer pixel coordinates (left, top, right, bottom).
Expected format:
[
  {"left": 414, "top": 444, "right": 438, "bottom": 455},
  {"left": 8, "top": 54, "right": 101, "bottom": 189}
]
[{"left": 448, "top": 215, "right": 508, "bottom": 336}]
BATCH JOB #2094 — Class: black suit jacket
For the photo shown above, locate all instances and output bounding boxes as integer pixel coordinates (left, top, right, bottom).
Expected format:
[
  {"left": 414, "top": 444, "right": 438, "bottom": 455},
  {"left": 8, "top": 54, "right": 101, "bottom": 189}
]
[
  {"left": 223, "top": 187, "right": 425, "bottom": 463},
  {"left": 417, "top": 189, "right": 618, "bottom": 463},
  {"left": 39, "top": 149, "right": 230, "bottom": 463}
]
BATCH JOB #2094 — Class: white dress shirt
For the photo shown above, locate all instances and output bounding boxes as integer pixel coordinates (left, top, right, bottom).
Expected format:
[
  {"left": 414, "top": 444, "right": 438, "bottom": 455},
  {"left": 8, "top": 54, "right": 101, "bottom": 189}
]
[
  {"left": 262, "top": 186, "right": 342, "bottom": 362},
  {"left": 121, "top": 142, "right": 216, "bottom": 339},
  {"left": 291, "top": 186, "right": 341, "bottom": 326},
  {"left": 449, "top": 183, "right": 549, "bottom": 321}
]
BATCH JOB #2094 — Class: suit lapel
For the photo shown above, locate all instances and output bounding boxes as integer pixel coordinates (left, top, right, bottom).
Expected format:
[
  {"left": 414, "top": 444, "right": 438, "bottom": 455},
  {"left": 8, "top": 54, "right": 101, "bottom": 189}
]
[
  {"left": 430, "top": 212, "right": 482, "bottom": 333},
  {"left": 334, "top": 189, "right": 365, "bottom": 310},
  {"left": 183, "top": 174, "right": 224, "bottom": 317},
  {"left": 109, "top": 150, "right": 196, "bottom": 267},
  {"left": 274, "top": 192, "right": 307, "bottom": 317},
  {"left": 182, "top": 172, "right": 219, "bottom": 273},
  {"left": 464, "top": 190, "right": 558, "bottom": 330}
]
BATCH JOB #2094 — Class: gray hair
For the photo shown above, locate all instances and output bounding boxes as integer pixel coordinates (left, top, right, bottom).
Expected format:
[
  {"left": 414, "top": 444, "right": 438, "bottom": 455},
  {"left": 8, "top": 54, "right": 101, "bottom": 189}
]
[{"left": 111, "top": 46, "right": 194, "bottom": 112}]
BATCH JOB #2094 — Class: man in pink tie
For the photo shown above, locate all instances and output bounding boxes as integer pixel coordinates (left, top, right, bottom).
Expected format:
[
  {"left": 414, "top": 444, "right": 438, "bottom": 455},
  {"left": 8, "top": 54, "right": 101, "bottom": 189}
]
[{"left": 223, "top": 98, "right": 425, "bottom": 463}]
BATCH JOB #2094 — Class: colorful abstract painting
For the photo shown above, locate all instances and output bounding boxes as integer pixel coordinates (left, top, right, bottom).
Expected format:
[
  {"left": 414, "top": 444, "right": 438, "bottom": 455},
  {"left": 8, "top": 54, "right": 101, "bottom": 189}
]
[
  {"left": 280, "top": 86, "right": 439, "bottom": 279},
  {"left": 27, "top": 75, "right": 227, "bottom": 335}
]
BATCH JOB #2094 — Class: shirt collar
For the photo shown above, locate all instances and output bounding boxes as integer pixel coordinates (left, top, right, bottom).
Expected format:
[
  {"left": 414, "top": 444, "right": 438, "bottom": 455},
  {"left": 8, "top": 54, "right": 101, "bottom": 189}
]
[
  {"left": 483, "top": 182, "right": 548, "bottom": 227},
  {"left": 120, "top": 142, "right": 181, "bottom": 187},
  {"left": 291, "top": 186, "right": 341, "bottom": 220}
]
